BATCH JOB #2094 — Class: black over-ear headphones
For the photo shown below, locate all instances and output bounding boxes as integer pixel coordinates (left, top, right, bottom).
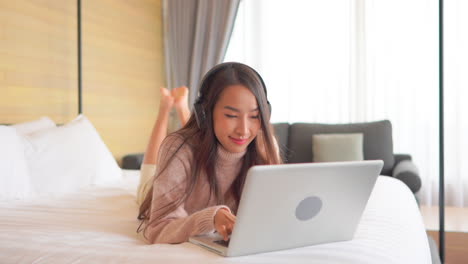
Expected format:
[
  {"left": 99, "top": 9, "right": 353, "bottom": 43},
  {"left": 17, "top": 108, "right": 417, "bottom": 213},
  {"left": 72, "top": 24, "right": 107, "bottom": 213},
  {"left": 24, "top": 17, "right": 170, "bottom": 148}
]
[{"left": 193, "top": 62, "right": 271, "bottom": 129}]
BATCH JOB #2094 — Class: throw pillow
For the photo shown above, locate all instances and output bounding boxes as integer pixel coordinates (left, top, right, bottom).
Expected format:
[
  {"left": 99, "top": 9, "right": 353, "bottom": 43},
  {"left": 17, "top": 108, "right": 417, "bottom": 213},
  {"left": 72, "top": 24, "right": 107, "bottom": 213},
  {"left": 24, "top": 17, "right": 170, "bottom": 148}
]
[
  {"left": 25, "top": 115, "right": 122, "bottom": 195},
  {"left": 312, "top": 133, "right": 364, "bottom": 162}
]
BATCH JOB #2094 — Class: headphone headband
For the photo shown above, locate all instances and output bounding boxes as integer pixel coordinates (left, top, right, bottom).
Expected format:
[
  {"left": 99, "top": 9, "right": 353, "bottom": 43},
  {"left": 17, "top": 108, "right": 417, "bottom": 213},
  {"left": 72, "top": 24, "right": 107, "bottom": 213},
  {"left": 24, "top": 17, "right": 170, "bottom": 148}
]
[
  {"left": 197, "top": 62, "right": 268, "bottom": 100},
  {"left": 194, "top": 62, "right": 271, "bottom": 128}
]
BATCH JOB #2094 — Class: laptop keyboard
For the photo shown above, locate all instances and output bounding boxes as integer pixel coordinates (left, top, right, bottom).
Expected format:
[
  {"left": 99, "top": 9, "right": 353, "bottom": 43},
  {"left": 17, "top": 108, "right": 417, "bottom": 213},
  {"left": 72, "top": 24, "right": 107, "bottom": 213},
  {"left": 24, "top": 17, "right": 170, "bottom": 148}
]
[{"left": 214, "top": 239, "right": 230, "bottom": 247}]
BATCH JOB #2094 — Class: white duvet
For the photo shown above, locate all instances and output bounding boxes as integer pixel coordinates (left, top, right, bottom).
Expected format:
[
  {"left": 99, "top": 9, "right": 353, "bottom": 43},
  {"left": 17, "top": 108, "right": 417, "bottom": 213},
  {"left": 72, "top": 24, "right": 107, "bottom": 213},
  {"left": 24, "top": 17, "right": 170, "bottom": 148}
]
[{"left": 0, "top": 171, "right": 431, "bottom": 264}]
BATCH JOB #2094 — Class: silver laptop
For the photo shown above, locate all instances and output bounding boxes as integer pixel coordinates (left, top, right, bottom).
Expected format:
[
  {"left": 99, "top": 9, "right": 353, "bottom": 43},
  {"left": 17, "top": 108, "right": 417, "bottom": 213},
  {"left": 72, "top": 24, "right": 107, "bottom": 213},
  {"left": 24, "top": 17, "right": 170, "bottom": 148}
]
[{"left": 189, "top": 160, "right": 383, "bottom": 257}]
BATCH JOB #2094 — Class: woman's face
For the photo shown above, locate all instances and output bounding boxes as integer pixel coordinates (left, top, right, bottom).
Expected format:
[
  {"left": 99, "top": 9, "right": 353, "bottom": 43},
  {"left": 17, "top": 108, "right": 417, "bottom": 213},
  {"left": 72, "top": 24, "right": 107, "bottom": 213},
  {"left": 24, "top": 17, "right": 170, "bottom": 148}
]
[{"left": 213, "top": 84, "right": 261, "bottom": 153}]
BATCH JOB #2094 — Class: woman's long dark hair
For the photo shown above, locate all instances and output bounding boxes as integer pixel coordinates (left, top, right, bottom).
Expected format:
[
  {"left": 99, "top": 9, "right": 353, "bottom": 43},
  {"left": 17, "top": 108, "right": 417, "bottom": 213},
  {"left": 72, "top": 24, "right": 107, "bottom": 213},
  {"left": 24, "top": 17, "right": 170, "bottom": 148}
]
[{"left": 137, "top": 62, "right": 282, "bottom": 236}]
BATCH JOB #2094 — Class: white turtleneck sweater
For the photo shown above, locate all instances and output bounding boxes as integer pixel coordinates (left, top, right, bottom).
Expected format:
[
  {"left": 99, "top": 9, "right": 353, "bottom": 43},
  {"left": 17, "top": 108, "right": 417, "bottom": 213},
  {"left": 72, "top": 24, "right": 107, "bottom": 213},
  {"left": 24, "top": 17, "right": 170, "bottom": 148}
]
[{"left": 141, "top": 134, "right": 246, "bottom": 244}]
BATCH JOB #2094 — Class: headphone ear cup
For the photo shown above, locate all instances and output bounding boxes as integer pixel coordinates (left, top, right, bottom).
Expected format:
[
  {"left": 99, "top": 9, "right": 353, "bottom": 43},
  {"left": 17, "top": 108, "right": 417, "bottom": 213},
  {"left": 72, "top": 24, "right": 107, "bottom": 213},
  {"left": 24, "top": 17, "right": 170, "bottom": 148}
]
[
  {"left": 267, "top": 101, "right": 272, "bottom": 120},
  {"left": 194, "top": 102, "right": 206, "bottom": 128}
]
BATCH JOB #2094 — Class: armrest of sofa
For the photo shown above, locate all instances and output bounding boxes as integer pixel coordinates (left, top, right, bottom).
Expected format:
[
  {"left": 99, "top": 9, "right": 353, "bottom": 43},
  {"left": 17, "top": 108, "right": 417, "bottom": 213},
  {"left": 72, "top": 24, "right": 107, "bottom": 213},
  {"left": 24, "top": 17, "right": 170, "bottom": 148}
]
[
  {"left": 122, "top": 153, "right": 145, "bottom": 170},
  {"left": 392, "top": 154, "right": 421, "bottom": 193},
  {"left": 394, "top": 153, "right": 412, "bottom": 164}
]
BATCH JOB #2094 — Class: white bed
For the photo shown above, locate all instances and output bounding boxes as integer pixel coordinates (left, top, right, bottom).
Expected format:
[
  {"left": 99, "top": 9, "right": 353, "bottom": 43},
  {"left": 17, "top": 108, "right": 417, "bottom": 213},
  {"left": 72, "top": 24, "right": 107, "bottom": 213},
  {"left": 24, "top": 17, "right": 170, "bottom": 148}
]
[
  {"left": 0, "top": 116, "right": 433, "bottom": 263},
  {"left": 0, "top": 170, "right": 432, "bottom": 264}
]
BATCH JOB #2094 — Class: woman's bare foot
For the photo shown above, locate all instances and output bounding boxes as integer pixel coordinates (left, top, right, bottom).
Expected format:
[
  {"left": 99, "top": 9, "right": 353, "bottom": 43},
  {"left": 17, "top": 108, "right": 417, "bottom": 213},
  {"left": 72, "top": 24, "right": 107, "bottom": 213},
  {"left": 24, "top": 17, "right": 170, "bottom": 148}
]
[
  {"left": 159, "top": 87, "right": 174, "bottom": 112},
  {"left": 172, "top": 86, "right": 189, "bottom": 108},
  {"left": 171, "top": 86, "right": 191, "bottom": 125}
]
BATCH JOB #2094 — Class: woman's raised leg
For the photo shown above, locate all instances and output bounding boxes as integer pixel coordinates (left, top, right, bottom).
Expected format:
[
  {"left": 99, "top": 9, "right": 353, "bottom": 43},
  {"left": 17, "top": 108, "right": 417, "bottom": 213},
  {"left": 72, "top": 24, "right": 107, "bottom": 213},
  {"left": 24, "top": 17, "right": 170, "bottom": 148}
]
[
  {"left": 172, "top": 86, "right": 191, "bottom": 126},
  {"left": 142, "top": 87, "right": 174, "bottom": 165}
]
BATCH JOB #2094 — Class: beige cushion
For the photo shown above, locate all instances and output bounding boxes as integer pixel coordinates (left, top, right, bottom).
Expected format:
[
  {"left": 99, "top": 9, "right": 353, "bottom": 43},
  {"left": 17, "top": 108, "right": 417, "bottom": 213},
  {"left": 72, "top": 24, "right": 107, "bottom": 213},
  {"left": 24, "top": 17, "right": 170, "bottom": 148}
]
[{"left": 312, "top": 133, "right": 364, "bottom": 162}]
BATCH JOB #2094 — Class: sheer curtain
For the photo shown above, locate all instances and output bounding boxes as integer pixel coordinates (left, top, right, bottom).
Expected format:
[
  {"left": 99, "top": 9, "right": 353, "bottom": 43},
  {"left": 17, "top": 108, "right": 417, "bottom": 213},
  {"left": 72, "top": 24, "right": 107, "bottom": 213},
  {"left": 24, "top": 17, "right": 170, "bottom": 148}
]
[
  {"left": 162, "top": 0, "right": 240, "bottom": 105},
  {"left": 226, "top": 0, "right": 352, "bottom": 124},
  {"left": 445, "top": 0, "right": 468, "bottom": 207},
  {"left": 363, "top": 0, "right": 439, "bottom": 206},
  {"left": 225, "top": 0, "right": 468, "bottom": 207},
  {"left": 162, "top": 0, "right": 239, "bottom": 130}
]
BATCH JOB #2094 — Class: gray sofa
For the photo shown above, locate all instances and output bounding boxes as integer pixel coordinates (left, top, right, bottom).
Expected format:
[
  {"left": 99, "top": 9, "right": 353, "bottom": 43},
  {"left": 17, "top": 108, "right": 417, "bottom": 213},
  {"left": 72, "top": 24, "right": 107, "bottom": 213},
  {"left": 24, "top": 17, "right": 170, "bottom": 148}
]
[
  {"left": 122, "top": 119, "right": 421, "bottom": 194},
  {"left": 272, "top": 120, "right": 421, "bottom": 194}
]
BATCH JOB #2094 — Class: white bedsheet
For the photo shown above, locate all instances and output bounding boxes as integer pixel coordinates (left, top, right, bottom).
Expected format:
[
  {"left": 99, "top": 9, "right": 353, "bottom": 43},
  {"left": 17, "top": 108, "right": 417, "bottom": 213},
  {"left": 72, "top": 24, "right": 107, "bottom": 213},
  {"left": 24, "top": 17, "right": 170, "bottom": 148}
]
[{"left": 0, "top": 171, "right": 431, "bottom": 264}]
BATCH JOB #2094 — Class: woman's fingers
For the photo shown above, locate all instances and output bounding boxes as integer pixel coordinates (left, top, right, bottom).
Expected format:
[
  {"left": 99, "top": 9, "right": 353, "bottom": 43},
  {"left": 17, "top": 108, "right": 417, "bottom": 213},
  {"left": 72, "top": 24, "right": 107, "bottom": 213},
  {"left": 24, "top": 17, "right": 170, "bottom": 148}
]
[
  {"left": 221, "top": 225, "right": 229, "bottom": 241},
  {"left": 223, "top": 210, "right": 236, "bottom": 222},
  {"left": 226, "top": 224, "right": 233, "bottom": 235},
  {"left": 227, "top": 213, "right": 236, "bottom": 222},
  {"left": 214, "top": 208, "right": 237, "bottom": 240},
  {"left": 224, "top": 213, "right": 236, "bottom": 235},
  {"left": 219, "top": 223, "right": 233, "bottom": 241},
  {"left": 217, "top": 209, "right": 236, "bottom": 224}
]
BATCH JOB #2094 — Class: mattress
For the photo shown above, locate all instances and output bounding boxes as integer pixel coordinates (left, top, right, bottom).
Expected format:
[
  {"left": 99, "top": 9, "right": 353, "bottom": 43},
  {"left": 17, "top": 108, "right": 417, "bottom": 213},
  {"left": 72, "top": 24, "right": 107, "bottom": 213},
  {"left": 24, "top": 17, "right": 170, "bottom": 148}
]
[{"left": 0, "top": 171, "right": 431, "bottom": 263}]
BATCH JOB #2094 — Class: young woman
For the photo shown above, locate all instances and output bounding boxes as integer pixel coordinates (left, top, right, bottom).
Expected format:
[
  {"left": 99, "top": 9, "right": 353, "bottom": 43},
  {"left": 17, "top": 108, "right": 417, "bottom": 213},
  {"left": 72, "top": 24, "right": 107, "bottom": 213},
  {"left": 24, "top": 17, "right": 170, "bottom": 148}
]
[{"left": 137, "top": 62, "right": 281, "bottom": 244}]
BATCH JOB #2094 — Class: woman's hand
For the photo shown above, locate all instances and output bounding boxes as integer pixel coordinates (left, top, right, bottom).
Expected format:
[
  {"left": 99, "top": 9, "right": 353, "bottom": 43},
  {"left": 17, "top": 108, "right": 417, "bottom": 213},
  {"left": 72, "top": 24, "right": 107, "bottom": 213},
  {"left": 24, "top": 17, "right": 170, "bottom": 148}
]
[{"left": 214, "top": 208, "right": 236, "bottom": 241}]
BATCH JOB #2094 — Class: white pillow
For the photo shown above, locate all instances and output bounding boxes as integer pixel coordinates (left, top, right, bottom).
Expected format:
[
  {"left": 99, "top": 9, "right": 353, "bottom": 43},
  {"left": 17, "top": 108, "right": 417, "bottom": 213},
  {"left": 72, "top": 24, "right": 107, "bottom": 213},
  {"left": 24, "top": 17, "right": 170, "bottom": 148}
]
[
  {"left": 25, "top": 115, "right": 122, "bottom": 195},
  {"left": 0, "top": 126, "right": 33, "bottom": 199},
  {"left": 12, "top": 116, "right": 56, "bottom": 135},
  {"left": 312, "top": 133, "right": 364, "bottom": 162}
]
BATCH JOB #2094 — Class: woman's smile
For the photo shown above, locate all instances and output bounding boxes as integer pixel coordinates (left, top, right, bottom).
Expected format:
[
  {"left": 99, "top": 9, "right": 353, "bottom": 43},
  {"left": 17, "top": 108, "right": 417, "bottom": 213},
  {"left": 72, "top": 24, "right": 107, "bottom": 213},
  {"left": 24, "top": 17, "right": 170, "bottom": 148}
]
[{"left": 229, "top": 136, "right": 249, "bottom": 145}]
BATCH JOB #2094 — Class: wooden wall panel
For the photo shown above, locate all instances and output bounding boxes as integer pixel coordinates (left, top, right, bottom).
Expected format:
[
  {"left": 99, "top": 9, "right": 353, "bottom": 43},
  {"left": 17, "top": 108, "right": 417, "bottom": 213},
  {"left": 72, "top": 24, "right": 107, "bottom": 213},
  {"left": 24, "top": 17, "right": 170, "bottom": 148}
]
[
  {"left": 82, "top": 0, "right": 165, "bottom": 164},
  {"left": 0, "top": 0, "right": 77, "bottom": 124},
  {"left": 0, "top": 0, "right": 166, "bottom": 164}
]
